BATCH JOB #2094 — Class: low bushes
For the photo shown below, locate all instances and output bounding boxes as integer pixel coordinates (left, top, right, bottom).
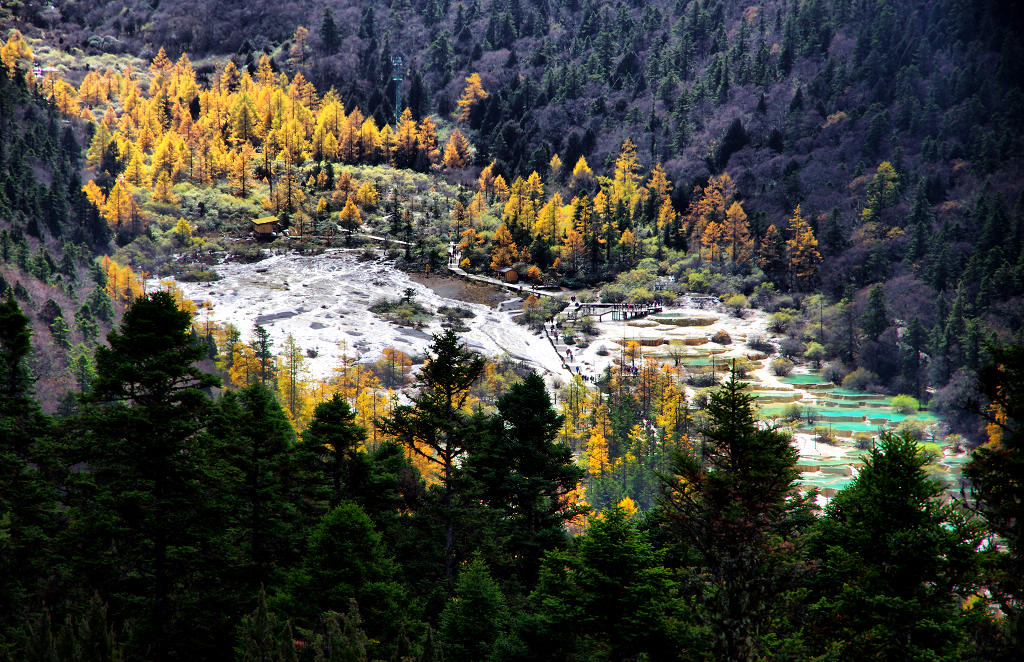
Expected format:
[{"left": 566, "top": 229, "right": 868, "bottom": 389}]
[
  {"left": 369, "top": 296, "right": 432, "bottom": 327},
  {"left": 771, "top": 357, "right": 795, "bottom": 376},
  {"left": 747, "top": 334, "right": 774, "bottom": 354},
  {"left": 841, "top": 367, "right": 879, "bottom": 391},
  {"left": 891, "top": 394, "right": 920, "bottom": 414},
  {"left": 177, "top": 269, "right": 221, "bottom": 282}
]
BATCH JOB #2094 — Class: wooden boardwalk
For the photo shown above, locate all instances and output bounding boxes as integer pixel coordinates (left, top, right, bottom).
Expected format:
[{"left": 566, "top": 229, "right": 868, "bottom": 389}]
[
  {"left": 445, "top": 242, "right": 664, "bottom": 381},
  {"left": 564, "top": 301, "right": 663, "bottom": 321}
]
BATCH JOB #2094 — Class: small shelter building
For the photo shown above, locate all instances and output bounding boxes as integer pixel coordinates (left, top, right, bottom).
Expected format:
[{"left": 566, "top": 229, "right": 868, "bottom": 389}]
[{"left": 252, "top": 216, "right": 278, "bottom": 239}]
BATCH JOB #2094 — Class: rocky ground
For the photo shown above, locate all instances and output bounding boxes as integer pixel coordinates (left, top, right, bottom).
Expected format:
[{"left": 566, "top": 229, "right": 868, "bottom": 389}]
[
  {"left": 165, "top": 247, "right": 961, "bottom": 506},
  {"left": 163, "top": 248, "right": 562, "bottom": 379}
]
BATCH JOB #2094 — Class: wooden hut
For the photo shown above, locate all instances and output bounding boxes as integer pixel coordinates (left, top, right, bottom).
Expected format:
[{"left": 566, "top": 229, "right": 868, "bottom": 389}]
[
  {"left": 252, "top": 216, "right": 278, "bottom": 239},
  {"left": 498, "top": 267, "right": 518, "bottom": 283}
]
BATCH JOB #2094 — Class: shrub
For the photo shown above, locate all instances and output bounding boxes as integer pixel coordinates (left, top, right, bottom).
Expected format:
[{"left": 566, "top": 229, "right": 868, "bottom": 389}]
[
  {"left": 822, "top": 362, "right": 847, "bottom": 385},
  {"left": 853, "top": 432, "right": 874, "bottom": 450},
  {"left": 687, "top": 372, "right": 719, "bottom": 387},
  {"left": 177, "top": 269, "right": 221, "bottom": 282},
  {"left": 600, "top": 283, "right": 628, "bottom": 303},
  {"left": 747, "top": 334, "right": 774, "bottom": 354},
  {"left": 804, "top": 341, "right": 826, "bottom": 367},
  {"left": 685, "top": 269, "right": 714, "bottom": 293},
  {"left": 771, "top": 357, "right": 795, "bottom": 376},
  {"left": 723, "top": 293, "right": 748, "bottom": 315},
  {"left": 369, "top": 297, "right": 432, "bottom": 327},
  {"left": 782, "top": 403, "right": 803, "bottom": 421},
  {"left": 439, "top": 306, "right": 474, "bottom": 332},
  {"left": 891, "top": 394, "right": 920, "bottom": 414},
  {"left": 228, "top": 242, "right": 267, "bottom": 263},
  {"left": 768, "top": 309, "right": 796, "bottom": 333},
  {"left": 750, "top": 282, "right": 778, "bottom": 308},
  {"left": 516, "top": 296, "right": 567, "bottom": 330},
  {"left": 779, "top": 336, "right": 804, "bottom": 358},
  {"left": 627, "top": 288, "right": 655, "bottom": 304},
  {"left": 437, "top": 305, "right": 475, "bottom": 319},
  {"left": 577, "top": 316, "right": 597, "bottom": 335},
  {"left": 710, "top": 329, "right": 732, "bottom": 344},
  {"left": 895, "top": 419, "right": 927, "bottom": 440},
  {"left": 814, "top": 426, "right": 837, "bottom": 445},
  {"left": 841, "top": 367, "right": 879, "bottom": 391}
]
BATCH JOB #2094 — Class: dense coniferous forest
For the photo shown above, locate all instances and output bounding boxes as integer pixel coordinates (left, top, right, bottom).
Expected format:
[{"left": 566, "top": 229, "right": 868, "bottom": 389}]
[{"left": 1, "top": 0, "right": 1023, "bottom": 659}]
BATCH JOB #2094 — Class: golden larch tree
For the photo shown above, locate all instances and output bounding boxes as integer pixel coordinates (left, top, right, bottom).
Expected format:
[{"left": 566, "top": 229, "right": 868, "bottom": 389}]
[
  {"left": 701, "top": 219, "right": 724, "bottom": 263},
  {"left": 103, "top": 179, "right": 135, "bottom": 228},
  {"left": 338, "top": 196, "right": 363, "bottom": 235},
  {"left": 478, "top": 160, "right": 497, "bottom": 195},
  {"left": 230, "top": 142, "right": 257, "bottom": 197},
  {"left": 657, "top": 197, "right": 678, "bottom": 236},
  {"left": 394, "top": 108, "right": 419, "bottom": 166},
  {"left": 442, "top": 129, "right": 472, "bottom": 170},
  {"left": 416, "top": 116, "right": 440, "bottom": 165},
  {"left": 123, "top": 148, "right": 151, "bottom": 188},
  {"left": 686, "top": 172, "right": 737, "bottom": 248},
  {"left": 617, "top": 496, "right": 638, "bottom": 519},
  {"left": 456, "top": 73, "right": 488, "bottom": 123},
  {"left": 570, "top": 155, "right": 595, "bottom": 190},
  {"left": 786, "top": 204, "right": 822, "bottom": 286},
  {"left": 277, "top": 334, "right": 312, "bottom": 430},
  {"left": 359, "top": 117, "right": 381, "bottom": 160},
  {"left": 1, "top": 30, "right": 33, "bottom": 75},
  {"left": 619, "top": 228, "right": 640, "bottom": 266},
  {"left": 82, "top": 180, "right": 105, "bottom": 209},
  {"left": 610, "top": 138, "right": 642, "bottom": 211},
  {"left": 719, "top": 200, "right": 754, "bottom": 263},
  {"left": 492, "top": 175, "right": 509, "bottom": 201},
  {"left": 648, "top": 163, "right": 672, "bottom": 202},
  {"left": 152, "top": 170, "right": 179, "bottom": 203},
  {"left": 560, "top": 228, "right": 586, "bottom": 276},
  {"left": 549, "top": 153, "right": 563, "bottom": 182},
  {"left": 586, "top": 429, "right": 610, "bottom": 476},
  {"left": 535, "top": 193, "right": 564, "bottom": 242},
  {"left": 758, "top": 223, "right": 787, "bottom": 278},
  {"left": 489, "top": 223, "right": 518, "bottom": 271}
]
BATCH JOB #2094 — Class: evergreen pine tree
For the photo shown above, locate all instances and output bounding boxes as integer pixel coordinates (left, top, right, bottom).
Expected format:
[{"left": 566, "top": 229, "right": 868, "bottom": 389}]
[
  {"left": 464, "top": 372, "right": 585, "bottom": 586},
  {"left": 380, "top": 329, "right": 485, "bottom": 585},
  {"left": 662, "top": 370, "right": 810, "bottom": 661},
  {"left": 967, "top": 345, "right": 1024, "bottom": 654},
  {"left": 439, "top": 558, "right": 507, "bottom": 662},
  {"left": 66, "top": 291, "right": 221, "bottom": 660},
  {"left": 804, "top": 431, "right": 986, "bottom": 659}
]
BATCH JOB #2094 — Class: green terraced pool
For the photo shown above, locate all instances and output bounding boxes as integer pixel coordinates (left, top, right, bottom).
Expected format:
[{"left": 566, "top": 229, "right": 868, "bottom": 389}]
[
  {"left": 825, "top": 387, "right": 884, "bottom": 397},
  {"left": 798, "top": 475, "right": 856, "bottom": 491},
  {"left": 780, "top": 372, "right": 830, "bottom": 385}
]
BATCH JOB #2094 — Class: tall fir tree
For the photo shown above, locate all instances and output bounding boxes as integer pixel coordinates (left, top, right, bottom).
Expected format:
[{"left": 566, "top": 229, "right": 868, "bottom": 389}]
[
  {"left": 65, "top": 291, "right": 222, "bottom": 660},
  {"left": 805, "top": 431, "right": 986, "bottom": 660},
  {"left": 662, "top": 371, "right": 811, "bottom": 661},
  {"left": 380, "top": 329, "right": 485, "bottom": 586}
]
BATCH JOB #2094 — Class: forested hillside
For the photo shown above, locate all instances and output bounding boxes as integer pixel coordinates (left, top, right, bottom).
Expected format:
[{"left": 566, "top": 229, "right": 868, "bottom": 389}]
[
  {"left": 1, "top": 1, "right": 1024, "bottom": 659},
  {"left": 0, "top": 53, "right": 117, "bottom": 408},
  {"left": 7, "top": 0, "right": 1020, "bottom": 429},
  {"left": 1, "top": 289, "right": 1023, "bottom": 660}
]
